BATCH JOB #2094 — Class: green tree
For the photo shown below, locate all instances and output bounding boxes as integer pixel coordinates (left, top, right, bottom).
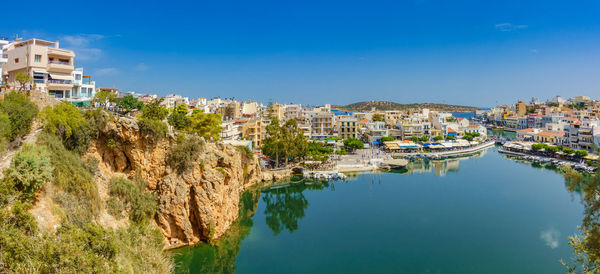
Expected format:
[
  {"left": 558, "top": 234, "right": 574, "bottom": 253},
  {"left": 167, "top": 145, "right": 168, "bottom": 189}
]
[
  {"left": 563, "top": 148, "right": 576, "bottom": 154},
  {"left": 167, "top": 103, "right": 191, "bottom": 130},
  {"left": 187, "top": 109, "right": 223, "bottom": 141},
  {"left": 344, "top": 138, "right": 364, "bottom": 151},
  {"left": 576, "top": 150, "right": 589, "bottom": 158},
  {"left": 141, "top": 98, "right": 169, "bottom": 121},
  {"left": 433, "top": 136, "right": 444, "bottom": 141},
  {"left": 15, "top": 72, "right": 31, "bottom": 91},
  {"left": 546, "top": 146, "right": 559, "bottom": 154},
  {"left": 116, "top": 94, "right": 144, "bottom": 113},
  {"left": 0, "top": 91, "right": 38, "bottom": 140},
  {"left": 41, "top": 101, "right": 87, "bottom": 139},
  {"left": 410, "top": 136, "right": 419, "bottom": 142},
  {"left": 380, "top": 136, "right": 394, "bottom": 142},
  {"left": 262, "top": 118, "right": 308, "bottom": 167},
  {"left": 92, "top": 91, "right": 117, "bottom": 110}
]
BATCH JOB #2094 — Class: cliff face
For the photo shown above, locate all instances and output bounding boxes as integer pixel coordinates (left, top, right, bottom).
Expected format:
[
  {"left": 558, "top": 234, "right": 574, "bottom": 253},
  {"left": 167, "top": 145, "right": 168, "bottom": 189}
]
[{"left": 88, "top": 116, "right": 266, "bottom": 248}]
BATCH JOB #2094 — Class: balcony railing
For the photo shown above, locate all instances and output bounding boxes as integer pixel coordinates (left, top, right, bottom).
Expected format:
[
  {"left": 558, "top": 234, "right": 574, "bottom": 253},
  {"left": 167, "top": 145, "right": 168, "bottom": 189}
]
[
  {"left": 47, "top": 79, "right": 72, "bottom": 84},
  {"left": 48, "top": 60, "right": 72, "bottom": 65}
]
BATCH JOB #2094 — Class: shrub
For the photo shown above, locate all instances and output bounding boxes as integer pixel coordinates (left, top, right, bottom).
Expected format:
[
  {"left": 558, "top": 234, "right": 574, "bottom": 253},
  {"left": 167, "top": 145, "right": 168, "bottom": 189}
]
[
  {"left": 335, "top": 149, "right": 348, "bottom": 155},
  {"left": 380, "top": 136, "right": 394, "bottom": 142},
  {"left": 2, "top": 144, "right": 53, "bottom": 201},
  {"left": 433, "top": 136, "right": 444, "bottom": 141},
  {"left": 41, "top": 101, "right": 87, "bottom": 139},
  {"left": 37, "top": 132, "right": 101, "bottom": 221},
  {"left": 168, "top": 136, "right": 204, "bottom": 174},
  {"left": 138, "top": 118, "right": 168, "bottom": 139},
  {"left": 0, "top": 91, "right": 38, "bottom": 140},
  {"left": 108, "top": 177, "right": 157, "bottom": 223},
  {"left": 576, "top": 150, "right": 589, "bottom": 158}
]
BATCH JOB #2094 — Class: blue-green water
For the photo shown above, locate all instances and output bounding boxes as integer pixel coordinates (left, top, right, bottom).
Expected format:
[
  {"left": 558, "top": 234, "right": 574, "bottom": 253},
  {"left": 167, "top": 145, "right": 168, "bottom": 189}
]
[{"left": 174, "top": 147, "right": 583, "bottom": 273}]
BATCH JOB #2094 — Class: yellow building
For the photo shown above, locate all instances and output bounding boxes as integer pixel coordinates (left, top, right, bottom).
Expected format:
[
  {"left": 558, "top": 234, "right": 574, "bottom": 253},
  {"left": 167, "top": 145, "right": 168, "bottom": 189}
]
[
  {"left": 516, "top": 100, "right": 527, "bottom": 117},
  {"left": 241, "top": 119, "right": 266, "bottom": 148}
]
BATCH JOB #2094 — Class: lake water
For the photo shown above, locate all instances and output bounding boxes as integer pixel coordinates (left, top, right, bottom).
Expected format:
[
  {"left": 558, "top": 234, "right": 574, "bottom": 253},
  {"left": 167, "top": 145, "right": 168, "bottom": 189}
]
[{"left": 173, "top": 147, "right": 584, "bottom": 273}]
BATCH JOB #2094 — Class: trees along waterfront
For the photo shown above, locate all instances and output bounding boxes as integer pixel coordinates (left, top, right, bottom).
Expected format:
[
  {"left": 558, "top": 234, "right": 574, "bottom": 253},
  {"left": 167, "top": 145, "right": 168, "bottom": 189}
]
[
  {"left": 343, "top": 138, "right": 364, "bottom": 151},
  {"left": 563, "top": 168, "right": 600, "bottom": 272},
  {"left": 262, "top": 118, "right": 308, "bottom": 167}
]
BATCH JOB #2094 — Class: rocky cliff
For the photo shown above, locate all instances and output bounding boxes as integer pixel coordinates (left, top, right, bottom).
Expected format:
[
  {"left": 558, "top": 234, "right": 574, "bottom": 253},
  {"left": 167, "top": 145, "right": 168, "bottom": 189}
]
[{"left": 87, "top": 115, "right": 276, "bottom": 248}]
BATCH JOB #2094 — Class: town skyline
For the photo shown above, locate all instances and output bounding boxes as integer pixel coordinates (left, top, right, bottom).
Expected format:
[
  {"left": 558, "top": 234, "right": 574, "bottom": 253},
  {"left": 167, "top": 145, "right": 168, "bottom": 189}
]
[{"left": 2, "top": 0, "right": 599, "bottom": 106}]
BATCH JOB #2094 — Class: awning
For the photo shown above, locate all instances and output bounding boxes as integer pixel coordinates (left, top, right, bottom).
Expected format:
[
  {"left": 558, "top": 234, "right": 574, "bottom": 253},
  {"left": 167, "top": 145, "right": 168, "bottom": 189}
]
[{"left": 48, "top": 73, "right": 74, "bottom": 81}]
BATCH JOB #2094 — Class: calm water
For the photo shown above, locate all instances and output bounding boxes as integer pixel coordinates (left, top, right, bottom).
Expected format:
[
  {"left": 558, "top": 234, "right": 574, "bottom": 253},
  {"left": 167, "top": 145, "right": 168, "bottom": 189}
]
[{"left": 173, "top": 147, "right": 583, "bottom": 273}]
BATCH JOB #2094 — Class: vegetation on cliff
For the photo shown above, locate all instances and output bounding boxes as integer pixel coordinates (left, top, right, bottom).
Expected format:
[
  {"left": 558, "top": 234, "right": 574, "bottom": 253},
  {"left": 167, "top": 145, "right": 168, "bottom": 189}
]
[
  {"left": 0, "top": 93, "right": 172, "bottom": 273},
  {"left": 563, "top": 168, "right": 600, "bottom": 272}
]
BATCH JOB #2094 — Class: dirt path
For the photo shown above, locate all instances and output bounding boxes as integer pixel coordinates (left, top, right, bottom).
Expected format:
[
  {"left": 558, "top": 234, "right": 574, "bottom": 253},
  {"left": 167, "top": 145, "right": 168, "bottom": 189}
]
[{"left": 0, "top": 127, "right": 43, "bottom": 178}]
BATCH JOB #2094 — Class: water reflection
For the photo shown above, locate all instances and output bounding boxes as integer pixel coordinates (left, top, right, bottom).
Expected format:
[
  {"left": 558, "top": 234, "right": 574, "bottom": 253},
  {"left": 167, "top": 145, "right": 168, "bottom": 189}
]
[
  {"left": 172, "top": 188, "right": 261, "bottom": 274},
  {"left": 262, "top": 180, "right": 331, "bottom": 235},
  {"left": 403, "top": 149, "right": 487, "bottom": 177}
]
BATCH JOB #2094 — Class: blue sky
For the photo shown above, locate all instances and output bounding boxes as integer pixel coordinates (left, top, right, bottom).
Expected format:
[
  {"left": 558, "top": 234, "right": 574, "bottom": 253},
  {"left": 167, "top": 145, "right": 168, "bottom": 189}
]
[{"left": 2, "top": 0, "right": 599, "bottom": 107}]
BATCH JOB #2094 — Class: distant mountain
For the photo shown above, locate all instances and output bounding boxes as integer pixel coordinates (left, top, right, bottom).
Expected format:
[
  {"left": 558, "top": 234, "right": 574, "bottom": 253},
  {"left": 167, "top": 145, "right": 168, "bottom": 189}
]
[{"left": 332, "top": 101, "right": 479, "bottom": 112}]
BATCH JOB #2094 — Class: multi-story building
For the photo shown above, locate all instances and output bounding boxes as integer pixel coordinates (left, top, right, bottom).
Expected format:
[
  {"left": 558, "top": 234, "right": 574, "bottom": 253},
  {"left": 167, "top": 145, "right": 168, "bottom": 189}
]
[
  {"left": 338, "top": 118, "right": 359, "bottom": 139},
  {"left": 241, "top": 119, "right": 266, "bottom": 148},
  {"left": 220, "top": 121, "right": 242, "bottom": 140},
  {"left": 0, "top": 37, "right": 11, "bottom": 84},
  {"left": 3, "top": 39, "right": 75, "bottom": 98},
  {"left": 365, "top": 121, "right": 388, "bottom": 143},
  {"left": 284, "top": 104, "right": 302, "bottom": 121},
  {"left": 162, "top": 94, "right": 189, "bottom": 109},
  {"left": 516, "top": 100, "right": 527, "bottom": 116},
  {"left": 71, "top": 67, "right": 95, "bottom": 99},
  {"left": 311, "top": 112, "right": 335, "bottom": 139}
]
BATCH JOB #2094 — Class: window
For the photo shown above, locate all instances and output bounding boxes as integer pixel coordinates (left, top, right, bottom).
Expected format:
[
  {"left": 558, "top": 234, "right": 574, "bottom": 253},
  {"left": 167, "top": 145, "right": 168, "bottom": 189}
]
[
  {"left": 33, "top": 72, "right": 45, "bottom": 84},
  {"left": 75, "top": 74, "right": 81, "bottom": 80},
  {"left": 14, "top": 58, "right": 19, "bottom": 63},
  {"left": 35, "top": 55, "right": 41, "bottom": 62}
]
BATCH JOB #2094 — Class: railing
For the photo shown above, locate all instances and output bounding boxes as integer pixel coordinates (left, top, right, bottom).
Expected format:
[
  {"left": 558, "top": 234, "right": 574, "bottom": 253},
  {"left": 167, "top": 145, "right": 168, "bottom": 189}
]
[
  {"left": 47, "top": 79, "right": 72, "bottom": 84},
  {"left": 0, "top": 54, "right": 7, "bottom": 59},
  {"left": 48, "top": 60, "right": 71, "bottom": 65}
]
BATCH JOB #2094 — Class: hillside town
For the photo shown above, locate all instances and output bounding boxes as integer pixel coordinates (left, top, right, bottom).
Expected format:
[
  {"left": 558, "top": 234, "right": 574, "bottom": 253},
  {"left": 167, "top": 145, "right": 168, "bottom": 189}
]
[{"left": 1, "top": 37, "right": 599, "bottom": 167}]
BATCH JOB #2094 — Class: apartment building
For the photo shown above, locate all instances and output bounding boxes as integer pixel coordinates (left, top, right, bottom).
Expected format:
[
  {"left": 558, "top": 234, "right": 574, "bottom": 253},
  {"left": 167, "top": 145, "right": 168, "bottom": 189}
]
[
  {"left": 365, "top": 121, "right": 388, "bottom": 143},
  {"left": 384, "top": 110, "right": 403, "bottom": 126},
  {"left": 338, "top": 118, "right": 359, "bottom": 139},
  {"left": 516, "top": 100, "right": 527, "bottom": 116},
  {"left": 0, "top": 38, "right": 10, "bottom": 84},
  {"left": 268, "top": 103, "right": 285, "bottom": 120},
  {"left": 284, "top": 104, "right": 302, "bottom": 121},
  {"left": 3, "top": 39, "right": 75, "bottom": 97},
  {"left": 311, "top": 112, "right": 335, "bottom": 139},
  {"left": 241, "top": 119, "right": 266, "bottom": 148},
  {"left": 71, "top": 67, "right": 95, "bottom": 99}
]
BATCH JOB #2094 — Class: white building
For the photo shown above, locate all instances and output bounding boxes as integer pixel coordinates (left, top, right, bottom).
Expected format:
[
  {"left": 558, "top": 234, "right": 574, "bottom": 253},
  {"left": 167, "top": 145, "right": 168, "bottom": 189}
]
[
  {"left": 0, "top": 37, "right": 11, "bottom": 83},
  {"left": 70, "top": 67, "right": 95, "bottom": 100}
]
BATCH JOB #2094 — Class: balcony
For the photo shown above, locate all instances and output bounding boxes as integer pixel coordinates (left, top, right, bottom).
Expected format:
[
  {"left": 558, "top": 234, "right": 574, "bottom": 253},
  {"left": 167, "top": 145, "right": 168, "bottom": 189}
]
[
  {"left": 47, "top": 60, "right": 74, "bottom": 73},
  {"left": 0, "top": 53, "right": 7, "bottom": 62},
  {"left": 47, "top": 79, "right": 73, "bottom": 88}
]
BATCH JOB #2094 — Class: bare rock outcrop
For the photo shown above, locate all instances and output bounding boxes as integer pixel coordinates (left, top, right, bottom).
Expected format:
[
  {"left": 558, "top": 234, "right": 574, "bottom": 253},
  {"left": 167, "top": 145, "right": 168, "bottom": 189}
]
[{"left": 88, "top": 116, "right": 268, "bottom": 248}]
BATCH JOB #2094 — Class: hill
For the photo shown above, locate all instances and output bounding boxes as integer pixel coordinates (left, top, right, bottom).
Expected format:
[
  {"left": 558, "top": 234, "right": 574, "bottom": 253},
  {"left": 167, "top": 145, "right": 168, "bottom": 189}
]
[{"left": 332, "top": 101, "right": 479, "bottom": 112}]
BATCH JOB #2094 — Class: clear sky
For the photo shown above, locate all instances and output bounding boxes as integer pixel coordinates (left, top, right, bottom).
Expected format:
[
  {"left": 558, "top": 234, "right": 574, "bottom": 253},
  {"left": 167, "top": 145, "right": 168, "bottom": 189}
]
[{"left": 2, "top": 0, "right": 599, "bottom": 107}]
